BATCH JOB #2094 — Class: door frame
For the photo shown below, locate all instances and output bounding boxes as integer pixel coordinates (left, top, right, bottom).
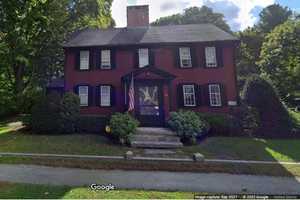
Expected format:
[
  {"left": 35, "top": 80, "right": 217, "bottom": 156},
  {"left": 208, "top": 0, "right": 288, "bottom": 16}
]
[{"left": 134, "top": 80, "right": 165, "bottom": 127}]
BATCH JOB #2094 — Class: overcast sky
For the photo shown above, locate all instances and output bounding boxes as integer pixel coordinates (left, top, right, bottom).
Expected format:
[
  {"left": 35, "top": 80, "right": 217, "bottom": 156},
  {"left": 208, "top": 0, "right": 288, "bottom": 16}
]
[{"left": 112, "top": 0, "right": 299, "bottom": 31}]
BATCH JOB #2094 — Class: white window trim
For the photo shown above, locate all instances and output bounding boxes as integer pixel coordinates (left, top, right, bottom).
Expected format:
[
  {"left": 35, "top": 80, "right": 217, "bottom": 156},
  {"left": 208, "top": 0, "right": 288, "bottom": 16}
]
[
  {"left": 78, "top": 86, "right": 89, "bottom": 107},
  {"left": 80, "top": 51, "right": 90, "bottom": 70},
  {"left": 138, "top": 48, "right": 149, "bottom": 68},
  {"left": 183, "top": 84, "right": 196, "bottom": 107},
  {"left": 100, "top": 85, "right": 111, "bottom": 107},
  {"left": 101, "top": 50, "right": 111, "bottom": 69},
  {"left": 205, "top": 47, "right": 217, "bottom": 68},
  {"left": 179, "top": 47, "right": 192, "bottom": 68},
  {"left": 209, "top": 84, "right": 222, "bottom": 107}
]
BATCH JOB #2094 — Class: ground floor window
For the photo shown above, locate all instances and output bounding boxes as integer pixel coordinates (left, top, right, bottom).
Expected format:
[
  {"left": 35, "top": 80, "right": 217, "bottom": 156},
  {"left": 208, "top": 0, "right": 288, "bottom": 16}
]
[
  {"left": 209, "top": 84, "right": 222, "bottom": 107},
  {"left": 183, "top": 84, "right": 196, "bottom": 107},
  {"left": 100, "top": 85, "right": 111, "bottom": 107},
  {"left": 78, "top": 86, "right": 89, "bottom": 106}
]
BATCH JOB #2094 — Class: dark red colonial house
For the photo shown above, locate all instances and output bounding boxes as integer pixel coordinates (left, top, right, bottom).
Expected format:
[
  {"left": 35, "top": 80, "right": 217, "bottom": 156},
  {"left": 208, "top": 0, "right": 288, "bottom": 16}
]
[{"left": 61, "top": 5, "right": 239, "bottom": 127}]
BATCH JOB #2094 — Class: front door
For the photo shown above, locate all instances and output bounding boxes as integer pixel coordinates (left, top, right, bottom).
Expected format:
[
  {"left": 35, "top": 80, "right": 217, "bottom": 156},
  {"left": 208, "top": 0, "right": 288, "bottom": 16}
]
[{"left": 135, "top": 83, "right": 164, "bottom": 127}]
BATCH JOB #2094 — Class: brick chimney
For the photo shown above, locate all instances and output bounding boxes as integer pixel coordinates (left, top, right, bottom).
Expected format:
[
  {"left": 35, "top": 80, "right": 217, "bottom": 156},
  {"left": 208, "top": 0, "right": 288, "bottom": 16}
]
[{"left": 127, "top": 5, "right": 149, "bottom": 27}]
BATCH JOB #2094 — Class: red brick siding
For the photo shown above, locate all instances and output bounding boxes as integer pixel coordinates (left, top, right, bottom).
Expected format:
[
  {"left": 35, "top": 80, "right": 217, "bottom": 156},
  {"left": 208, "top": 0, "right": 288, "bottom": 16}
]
[{"left": 64, "top": 43, "right": 238, "bottom": 116}]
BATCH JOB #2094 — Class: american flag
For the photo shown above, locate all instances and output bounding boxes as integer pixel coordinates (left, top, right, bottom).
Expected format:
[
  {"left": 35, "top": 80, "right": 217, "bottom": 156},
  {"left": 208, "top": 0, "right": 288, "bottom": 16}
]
[{"left": 128, "top": 73, "right": 135, "bottom": 112}]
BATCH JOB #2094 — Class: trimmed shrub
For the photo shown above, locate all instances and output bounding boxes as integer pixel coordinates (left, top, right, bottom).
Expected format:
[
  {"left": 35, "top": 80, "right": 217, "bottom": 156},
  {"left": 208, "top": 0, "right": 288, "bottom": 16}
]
[
  {"left": 235, "top": 104, "right": 260, "bottom": 136},
  {"left": 31, "top": 92, "right": 63, "bottom": 134},
  {"left": 168, "top": 110, "right": 207, "bottom": 144},
  {"left": 60, "top": 92, "right": 80, "bottom": 134},
  {"left": 109, "top": 113, "right": 139, "bottom": 144},
  {"left": 77, "top": 115, "right": 108, "bottom": 133},
  {"left": 31, "top": 92, "right": 81, "bottom": 134},
  {"left": 198, "top": 113, "right": 242, "bottom": 136},
  {"left": 242, "top": 75, "right": 293, "bottom": 137}
]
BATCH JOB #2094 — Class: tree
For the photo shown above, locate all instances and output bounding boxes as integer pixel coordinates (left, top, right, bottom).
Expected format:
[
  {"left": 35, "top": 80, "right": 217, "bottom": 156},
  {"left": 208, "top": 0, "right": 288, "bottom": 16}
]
[
  {"left": 258, "top": 20, "right": 300, "bottom": 102},
  {"left": 236, "top": 28, "right": 263, "bottom": 87},
  {"left": 257, "top": 4, "right": 292, "bottom": 33},
  {"left": 0, "top": 0, "right": 113, "bottom": 115},
  {"left": 236, "top": 4, "right": 292, "bottom": 89},
  {"left": 152, "top": 6, "right": 231, "bottom": 33}
]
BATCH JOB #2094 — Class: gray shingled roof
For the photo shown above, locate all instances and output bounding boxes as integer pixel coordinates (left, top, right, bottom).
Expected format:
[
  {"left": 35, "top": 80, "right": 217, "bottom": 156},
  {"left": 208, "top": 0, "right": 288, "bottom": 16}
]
[{"left": 63, "top": 24, "right": 239, "bottom": 47}]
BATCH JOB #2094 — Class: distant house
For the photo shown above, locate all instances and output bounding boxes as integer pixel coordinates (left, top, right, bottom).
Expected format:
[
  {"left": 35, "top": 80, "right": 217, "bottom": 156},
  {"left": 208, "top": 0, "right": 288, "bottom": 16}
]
[{"left": 61, "top": 5, "right": 239, "bottom": 127}]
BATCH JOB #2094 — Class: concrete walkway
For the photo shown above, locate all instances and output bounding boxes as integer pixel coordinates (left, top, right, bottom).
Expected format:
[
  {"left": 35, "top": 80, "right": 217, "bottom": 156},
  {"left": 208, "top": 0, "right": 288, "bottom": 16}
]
[{"left": 0, "top": 164, "right": 300, "bottom": 194}]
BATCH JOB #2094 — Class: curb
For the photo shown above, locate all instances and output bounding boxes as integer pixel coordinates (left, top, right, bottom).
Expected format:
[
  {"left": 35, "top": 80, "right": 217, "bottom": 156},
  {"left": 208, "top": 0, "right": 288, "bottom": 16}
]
[{"left": 1, "top": 152, "right": 300, "bottom": 165}]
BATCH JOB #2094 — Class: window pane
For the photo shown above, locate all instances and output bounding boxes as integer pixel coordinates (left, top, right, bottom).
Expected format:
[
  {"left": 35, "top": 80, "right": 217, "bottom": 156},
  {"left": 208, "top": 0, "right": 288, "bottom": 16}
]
[
  {"left": 179, "top": 47, "right": 192, "bottom": 68},
  {"left": 209, "top": 84, "right": 222, "bottom": 107},
  {"left": 183, "top": 85, "right": 196, "bottom": 106},
  {"left": 80, "top": 51, "right": 89, "bottom": 70},
  {"left": 101, "top": 86, "right": 111, "bottom": 106},
  {"left": 101, "top": 50, "right": 111, "bottom": 69},
  {"left": 78, "top": 86, "right": 89, "bottom": 106},
  {"left": 205, "top": 47, "right": 217, "bottom": 68},
  {"left": 139, "top": 48, "right": 149, "bottom": 68}
]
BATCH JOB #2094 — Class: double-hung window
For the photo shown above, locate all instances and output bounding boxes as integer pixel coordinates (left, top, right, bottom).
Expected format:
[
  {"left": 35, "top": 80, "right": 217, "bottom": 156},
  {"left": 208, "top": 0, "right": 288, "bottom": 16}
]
[
  {"left": 183, "top": 85, "right": 196, "bottom": 107},
  {"left": 80, "top": 51, "right": 89, "bottom": 70},
  {"left": 209, "top": 84, "right": 222, "bottom": 107},
  {"left": 101, "top": 50, "right": 111, "bottom": 69},
  {"left": 179, "top": 47, "right": 192, "bottom": 68},
  {"left": 100, "top": 85, "right": 111, "bottom": 107},
  {"left": 138, "top": 48, "right": 149, "bottom": 68},
  {"left": 205, "top": 47, "right": 217, "bottom": 68},
  {"left": 78, "top": 86, "right": 89, "bottom": 107}
]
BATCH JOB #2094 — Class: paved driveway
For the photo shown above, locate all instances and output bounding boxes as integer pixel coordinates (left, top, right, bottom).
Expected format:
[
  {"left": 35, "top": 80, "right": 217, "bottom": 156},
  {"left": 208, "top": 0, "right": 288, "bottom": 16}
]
[{"left": 0, "top": 164, "right": 299, "bottom": 194}]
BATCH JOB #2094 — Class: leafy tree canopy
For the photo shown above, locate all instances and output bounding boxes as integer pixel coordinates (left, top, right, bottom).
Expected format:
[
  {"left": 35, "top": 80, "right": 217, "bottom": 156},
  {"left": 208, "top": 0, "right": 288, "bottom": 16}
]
[
  {"left": 0, "top": 0, "right": 113, "bottom": 115},
  {"left": 258, "top": 20, "right": 300, "bottom": 102},
  {"left": 257, "top": 4, "right": 292, "bottom": 33},
  {"left": 236, "top": 3, "right": 293, "bottom": 89},
  {"left": 152, "top": 6, "right": 231, "bottom": 33}
]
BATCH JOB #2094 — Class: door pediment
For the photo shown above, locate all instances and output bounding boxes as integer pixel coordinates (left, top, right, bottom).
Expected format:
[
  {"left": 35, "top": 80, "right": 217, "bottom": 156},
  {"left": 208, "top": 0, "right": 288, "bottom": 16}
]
[{"left": 122, "top": 66, "right": 176, "bottom": 83}]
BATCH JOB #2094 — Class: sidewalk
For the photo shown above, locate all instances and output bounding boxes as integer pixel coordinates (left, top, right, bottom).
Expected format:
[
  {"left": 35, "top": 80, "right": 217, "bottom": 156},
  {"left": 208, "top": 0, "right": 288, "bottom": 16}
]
[{"left": 0, "top": 164, "right": 299, "bottom": 194}]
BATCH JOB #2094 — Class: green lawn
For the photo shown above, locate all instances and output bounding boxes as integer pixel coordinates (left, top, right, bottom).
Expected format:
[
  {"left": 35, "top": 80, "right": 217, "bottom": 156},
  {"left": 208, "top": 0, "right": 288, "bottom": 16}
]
[
  {"left": 290, "top": 110, "right": 300, "bottom": 129},
  {"left": 181, "top": 137, "right": 300, "bottom": 162},
  {"left": 1, "top": 117, "right": 300, "bottom": 162},
  {"left": 0, "top": 182, "right": 195, "bottom": 199}
]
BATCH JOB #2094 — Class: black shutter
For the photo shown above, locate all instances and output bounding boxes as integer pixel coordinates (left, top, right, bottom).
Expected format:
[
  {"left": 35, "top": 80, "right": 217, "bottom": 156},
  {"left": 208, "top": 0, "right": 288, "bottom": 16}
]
[
  {"left": 173, "top": 47, "right": 180, "bottom": 68},
  {"left": 149, "top": 48, "right": 155, "bottom": 66},
  {"left": 74, "top": 85, "right": 79, "bottom": 95},
  {"left": 216, "top": 45, "right": 223, "bottom": 68},
  {"left": 177, "top": 84, "right": 184, "bottom": 107},
  {"left": 110, "top": 85, "right": 116, "bottom": 106},
  {"left": 202, "top": 84, "right": 210, "bottom": 106},
  {"left": 195, "top": 84, "right": 202, "bottom": 106},
  {"left": 88, "top": 85, "right": 93, "bottom": 106},
  {"left": 191, "top": 47, "right": 198, "bottom": 68},
  {"left": 75, "top": 51, "right": 80, "bottom": 70},
  {"left": 134, "top": 49, "right": 139, "bottom": 68},
  {"left": 95, "top": 86, "right": 100, "bottom": 106},
  {"left": 95, "top": 49, "right": 101, "bottom": 69},
  {"left": 201, "top": 47, "right": 207, "bottom": 68},
  {"left": 89, "top": 50, "right": 93, "bottom": 70},
  {"left": 220, "top": 83, "right": 227, "bottom": 107},
  {"left": 111, "top": 49, "right": 116, "bottom": 69}
]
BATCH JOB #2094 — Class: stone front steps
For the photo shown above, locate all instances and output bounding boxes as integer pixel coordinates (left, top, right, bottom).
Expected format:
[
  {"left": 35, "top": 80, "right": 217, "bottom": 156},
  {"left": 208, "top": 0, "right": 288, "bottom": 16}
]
[{"left": 131, "top": 127, "right": 183, "bottom": 149}]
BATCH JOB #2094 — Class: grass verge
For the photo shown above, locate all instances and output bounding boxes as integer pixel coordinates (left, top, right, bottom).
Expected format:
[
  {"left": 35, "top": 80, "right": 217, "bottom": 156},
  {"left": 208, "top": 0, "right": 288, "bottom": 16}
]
[{"left": 0, "top": 182, "right": 195, "bottom": 199}]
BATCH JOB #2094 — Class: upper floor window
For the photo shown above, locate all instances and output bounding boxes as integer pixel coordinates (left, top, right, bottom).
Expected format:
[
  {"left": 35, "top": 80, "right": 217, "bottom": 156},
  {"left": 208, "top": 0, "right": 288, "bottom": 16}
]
[
  {"left": 179, "top": 47, "right": 192, "bottom": 68},
  {"left": 100, "top": 85, "right": 111, "bottom": 107},
  {"left": 80, "top": 51, "right": 89, "bottom": 70},
  {"left": 101, "top": 50, "right": 111, "bottom": 69},
  {"left": 78, "top": 86, "right": 89, "bottom": 106},
  {"left": 183, "top": 84, "right": 196, "bottom": 107},
  {"left": 139, "top": 48, "right": 149, "bottom": 68},
  {"left": 205, "top": 47, "right": 217, "bottom": 68},
  {"left": 209, "top": 84, "right": 222, "bottom": 107}
]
